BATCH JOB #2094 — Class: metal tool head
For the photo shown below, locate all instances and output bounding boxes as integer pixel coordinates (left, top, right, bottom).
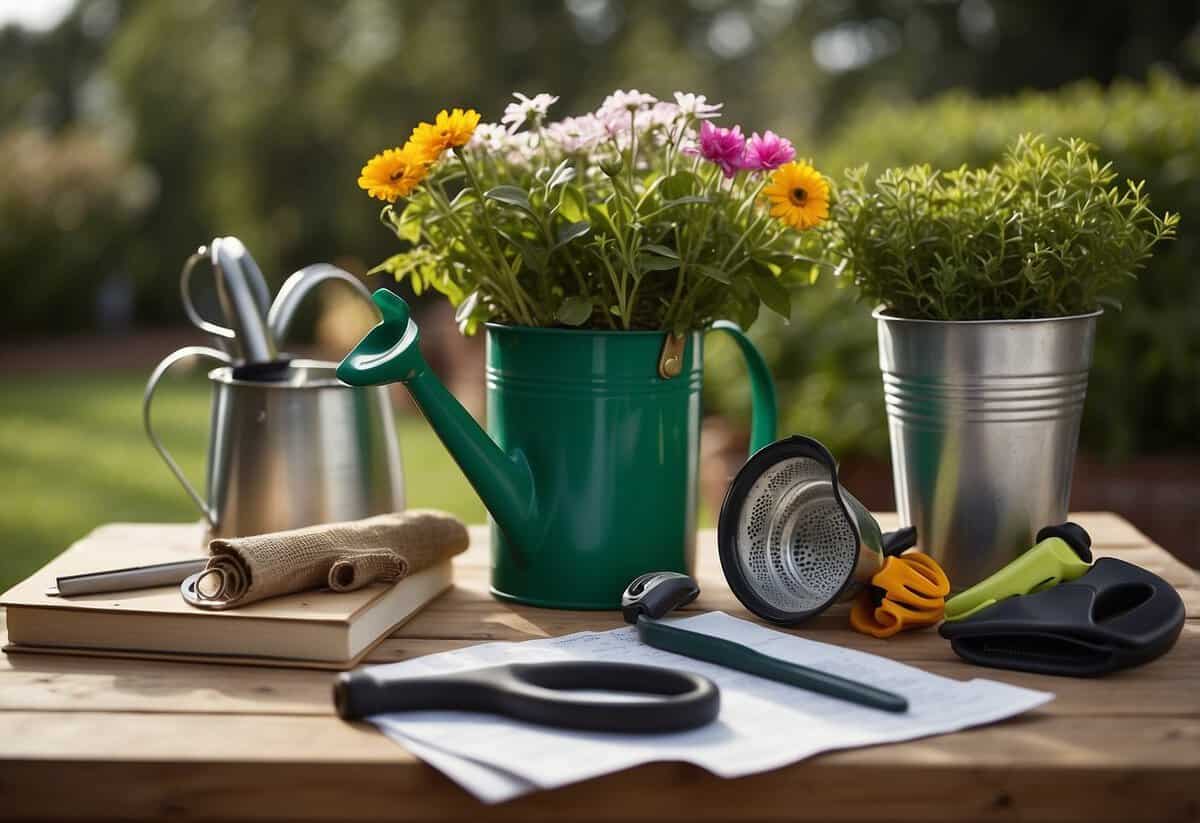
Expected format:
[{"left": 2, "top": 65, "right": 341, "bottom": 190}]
[
  {"left": 717, "top": 435, "right": 904, "bottom": 626},
  {"left": 210, "top": 236, "right": 285, "bottom": 374},
  {"left": 621, "top": 571, "right": 700, "bottom": 624}
]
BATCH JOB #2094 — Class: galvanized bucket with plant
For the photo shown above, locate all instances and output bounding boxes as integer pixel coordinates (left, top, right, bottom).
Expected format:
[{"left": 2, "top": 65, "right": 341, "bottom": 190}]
[
  {"left": 338, "top": 91, "right": 828, "bottom": 608},
  {"left": 829, "top": 134, "right": 1178, "bottom": 588}
]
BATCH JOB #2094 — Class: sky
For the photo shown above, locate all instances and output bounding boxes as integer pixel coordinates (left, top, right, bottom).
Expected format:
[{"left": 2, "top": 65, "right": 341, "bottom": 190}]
[{"left": 0, "top": 0, "right": 74, "bottom": 32}]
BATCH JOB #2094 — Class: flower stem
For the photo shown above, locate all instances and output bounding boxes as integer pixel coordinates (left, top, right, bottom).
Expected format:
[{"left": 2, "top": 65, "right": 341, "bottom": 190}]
[
  {"left": 719, "top": 209, "right": 771, "bottom": 272},
  {"left": 426, "top": 177, "right": 530, "bottom": 324},
  {"left": 455, "top": 148, "right": 537, "bottom": 325}
]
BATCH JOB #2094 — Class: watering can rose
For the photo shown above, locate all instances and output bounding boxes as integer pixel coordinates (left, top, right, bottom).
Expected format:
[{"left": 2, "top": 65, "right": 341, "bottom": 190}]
[{"left": 355, "top": 90, "right": 830, "bottom": 333}]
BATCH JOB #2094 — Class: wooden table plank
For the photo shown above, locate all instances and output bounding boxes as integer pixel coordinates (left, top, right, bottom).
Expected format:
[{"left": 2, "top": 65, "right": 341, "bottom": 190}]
[
  {"left": 0, "top": 714, "right": 1196, "bottom": 822},
  {"left": 1, "top": 513, "right": 1197, "bottom": 823},
  {"left": 388, "top": 518, "right": 1199, "bottom": 644},
  {"left": 1, "top": 641, "right": 1196, "bottom": 717}
]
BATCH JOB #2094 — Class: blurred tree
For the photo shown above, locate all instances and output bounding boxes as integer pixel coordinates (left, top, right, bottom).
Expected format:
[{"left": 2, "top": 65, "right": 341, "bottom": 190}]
[
  {"left": 0, "top": 0, "right": 1196, "bottom": 342},
  {"left": 0, "top": 128, "right": 149, "bottom": 334}
]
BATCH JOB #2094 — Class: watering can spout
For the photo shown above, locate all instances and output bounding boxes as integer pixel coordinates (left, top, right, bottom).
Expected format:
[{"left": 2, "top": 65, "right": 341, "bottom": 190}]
[{"left": 337, "top": 290, "right": 538, "bottom": 548}]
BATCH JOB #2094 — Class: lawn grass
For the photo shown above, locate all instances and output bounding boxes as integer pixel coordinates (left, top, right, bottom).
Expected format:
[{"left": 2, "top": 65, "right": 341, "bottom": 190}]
[{"left": 0, "top": 370, "right": 485, "bottom": 592}]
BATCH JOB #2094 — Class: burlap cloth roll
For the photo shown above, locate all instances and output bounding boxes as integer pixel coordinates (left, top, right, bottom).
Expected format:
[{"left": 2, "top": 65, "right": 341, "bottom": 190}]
[{"left": 190, "top": 510, "right": 468, "bottom": 608}]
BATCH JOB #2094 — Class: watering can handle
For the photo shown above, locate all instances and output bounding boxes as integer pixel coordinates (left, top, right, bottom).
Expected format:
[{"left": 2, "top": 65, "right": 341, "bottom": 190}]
[
  {"left": 143, "top": 346, "right": 232, "bottom": 528},
  {"left": 268, "top": 264, "right": 375, "bottom": 346},
  {"left": 708, "top": 322, "right": 778, "bottom": 455},
  {"left": 179, "top": 246, "right": 237, "bottom": 344}
]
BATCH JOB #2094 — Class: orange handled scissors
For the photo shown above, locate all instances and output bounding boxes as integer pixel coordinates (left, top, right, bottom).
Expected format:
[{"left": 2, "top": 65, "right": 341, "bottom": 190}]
[{"left": 850, "top": 552, "right": 950, "bottom": 638}]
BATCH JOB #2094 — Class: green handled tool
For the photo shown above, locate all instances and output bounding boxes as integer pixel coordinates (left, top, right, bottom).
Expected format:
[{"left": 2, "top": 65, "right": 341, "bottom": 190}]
[
  {"left": 621, "top": 572, "right": 908, "bottom": 713},
  {"left": 943, "top": 523, "right": 1093, "bottom": 622}
]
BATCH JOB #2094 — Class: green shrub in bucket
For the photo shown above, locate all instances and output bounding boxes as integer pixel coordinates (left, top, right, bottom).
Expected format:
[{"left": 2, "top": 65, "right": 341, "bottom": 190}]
[
  {"left": 338, "top": 91, "right": 830, "bottom": 608},
  {"left": 827, "top": 134, "right": 1178, "bottom": 588}
]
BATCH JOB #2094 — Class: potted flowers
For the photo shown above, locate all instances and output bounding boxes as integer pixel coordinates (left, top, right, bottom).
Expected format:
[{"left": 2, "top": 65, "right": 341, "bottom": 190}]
[
  {"left": 339, "top": 91, "right": 827, "bottom": 608},
  {"left": 830, "top": 135, "right": 1178, "bottom": 587}
]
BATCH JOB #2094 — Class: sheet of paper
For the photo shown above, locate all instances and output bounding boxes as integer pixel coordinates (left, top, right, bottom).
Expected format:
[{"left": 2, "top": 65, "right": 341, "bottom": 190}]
[
  {"left": 369, "top": 612, "right": 1053, "bottom": 802},
  {"left": 397, "top": 735, "right": 533, "bottom": 803}
]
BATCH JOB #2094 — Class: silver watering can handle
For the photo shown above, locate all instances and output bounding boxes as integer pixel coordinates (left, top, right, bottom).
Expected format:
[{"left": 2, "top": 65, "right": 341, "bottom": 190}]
[
  {"left": 179, "top": 246, "right": 237, "bottom": 349},
  {"left": 143, "top": 345, "right": 232, "bottom": 528},
  {"left": 267, "top": 264, "right": 376, "bottom": 346}
]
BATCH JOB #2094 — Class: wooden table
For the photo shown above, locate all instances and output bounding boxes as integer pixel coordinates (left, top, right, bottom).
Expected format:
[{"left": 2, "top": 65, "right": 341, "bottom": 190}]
[{"left": 1, "top": 513, "right": 1197, "bottom": 822}]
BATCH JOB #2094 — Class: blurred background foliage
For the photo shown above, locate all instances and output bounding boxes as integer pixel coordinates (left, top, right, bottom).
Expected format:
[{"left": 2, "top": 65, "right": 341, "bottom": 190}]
[
  {"left": 708, "top": 71, "right": 1200, "bottom": 458},
  {"left": 2, "top": 0, "right": 1198, "bottom": 462}
]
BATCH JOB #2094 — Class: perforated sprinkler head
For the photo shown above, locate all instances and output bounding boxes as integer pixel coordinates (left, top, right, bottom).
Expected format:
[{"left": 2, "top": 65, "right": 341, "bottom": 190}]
[{"left": 717, "top": 435, "right": 916, "bottom": 625}]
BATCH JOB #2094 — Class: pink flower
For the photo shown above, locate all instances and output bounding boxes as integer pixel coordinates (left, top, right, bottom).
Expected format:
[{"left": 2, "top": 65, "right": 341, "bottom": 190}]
[
  {"left": 684, "top": 120, "right": 746, "bottom": 178},
  {"left": 742, "top": 130, "right": 795, "bottom": 171}
]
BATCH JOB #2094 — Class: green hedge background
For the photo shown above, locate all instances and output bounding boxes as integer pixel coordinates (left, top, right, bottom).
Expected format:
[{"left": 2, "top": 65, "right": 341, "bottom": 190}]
[{"left": 707, "top": 73, "right": 1199, "bottom": 459}]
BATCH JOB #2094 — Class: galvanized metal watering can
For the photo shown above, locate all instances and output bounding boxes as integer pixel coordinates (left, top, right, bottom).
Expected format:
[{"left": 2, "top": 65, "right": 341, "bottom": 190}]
[
  {"left": 337, "top": 289, "right": 777, "bottom": 609},
  {"left": 145, "top": 240, "right": 405, "bottom": 540}
]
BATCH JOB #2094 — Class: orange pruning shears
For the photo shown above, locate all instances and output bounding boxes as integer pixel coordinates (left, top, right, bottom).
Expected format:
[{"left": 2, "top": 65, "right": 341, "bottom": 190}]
[{"left": 850, "top": 552, "right": 950, "bottom": 639}]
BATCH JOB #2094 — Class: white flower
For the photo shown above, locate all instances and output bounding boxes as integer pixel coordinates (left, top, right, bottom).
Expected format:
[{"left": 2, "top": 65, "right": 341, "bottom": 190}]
[
  {"left": 673, "top": 91, "right": 723, "bottom": 120},
  {"left": 501, "top": 92, "right": 560, "bottom": 133},
  {"left": 467, "top": 122, "right": 508, "bottom": 153},
  {"left": 597, "top": 89, "right": 658, "bottom": 119},
  {"left": 647, "top": 101, "right": 682, "bottom": 129},
  {"left": 547, "top": 115, "right": 606, "bottom": 153},
  {"left": 501, "top": 130, "right": 540, "bottom": 165}
]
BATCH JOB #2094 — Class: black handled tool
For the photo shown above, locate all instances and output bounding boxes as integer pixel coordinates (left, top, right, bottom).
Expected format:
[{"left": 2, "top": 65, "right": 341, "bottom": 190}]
[
  {"left": 940, "top": 557, "right": 1185, "bottom": 677},
  {"left": 622, "top": 572, "right": 909, "bottom": 713},
  {"left": 334, "top": 660, "right": 720, "bottom": 733}
]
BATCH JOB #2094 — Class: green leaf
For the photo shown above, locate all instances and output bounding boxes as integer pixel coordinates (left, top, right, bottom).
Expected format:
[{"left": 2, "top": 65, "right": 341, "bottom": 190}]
[
  {"left": 485, "top": 185, "right": 534, "bottom": 213},
  {"left": 661, "top": 171, "right": 699, "bottom": 200},
  {"left": 546, "top": 159, "right": 575, "bottom": 190},
  {"left": 638, "top": 253, "right": 681, "bottom": 273},
  {"left": 367, "top": 253, "right": 407, "bottom": 278},
  {"left": 449, "top": 188, "right": 478, "bottom": 211},
  {"left": 554, "top": 221, "right": 590, "bottom": 248},
  {"left": 693, "top": 264, "right": 731, "bottom": 283},
  {"left": 641, "top": 244, "right": 679, "bottom": 259},
  {"left": 559, "top": 186, "right": 587, "bottom": 222},
  {"left": 498, "top": 230, "right": 548, "bottom": 274},
  {"left": 556, "top": 296, "right": 593, "bottom": 326},
  {"left": 521, "top": 244, "right": 548, "bottom": 274},
  {"left": 393, "top": 202, "right": 424, "bottom": 243},
  {"left": 454, "top": 291, "right": 480, "bottom": 327},
  {"left": 661, "top": 195, "right": 712, "bottom": 208},
  {"left": 730, "top": 278, "right": 760, "bottom": 329},
  {"left": 750, "top": 269, "right": 793, "bottom": 319},
  {"left": 368, "top": 250, "right": 436, "bottom": 282}
]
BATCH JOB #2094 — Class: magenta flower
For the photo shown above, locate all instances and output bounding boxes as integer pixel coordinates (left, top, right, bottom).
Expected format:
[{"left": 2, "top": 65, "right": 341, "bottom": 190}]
[
  {"left": 684, "top": 120, "right": 746, "bottom": 178},
  {"left": 742, "top": 130, "right": 796, "bottom": 171}
]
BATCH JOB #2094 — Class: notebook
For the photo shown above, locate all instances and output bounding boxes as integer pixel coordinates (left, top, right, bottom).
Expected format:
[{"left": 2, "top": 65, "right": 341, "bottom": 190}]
[{"left": 0, "top": 522, "right": 453, "bottom": 670}]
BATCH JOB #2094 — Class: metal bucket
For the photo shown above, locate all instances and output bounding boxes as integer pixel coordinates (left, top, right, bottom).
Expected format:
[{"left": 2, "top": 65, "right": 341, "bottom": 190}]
[{"left": 875, "top": 309, "right": 1100, "bottom": 589}]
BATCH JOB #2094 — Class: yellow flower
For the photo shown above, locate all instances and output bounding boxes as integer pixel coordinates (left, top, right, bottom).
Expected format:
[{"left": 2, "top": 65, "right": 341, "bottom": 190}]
[
  {"left": 407, "top": 108, "right": 481, "bottom": 162},
  {"left": 763, "top": 161, "right": 830, "bottom": 230},
  {"left": 357, "top": 146, "right": 428, "bottom": 202}
]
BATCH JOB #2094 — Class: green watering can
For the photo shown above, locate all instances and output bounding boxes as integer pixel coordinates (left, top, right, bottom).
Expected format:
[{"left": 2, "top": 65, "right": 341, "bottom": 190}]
[{"left": 337, "top": 290, "right": 776, "bottom": 609}]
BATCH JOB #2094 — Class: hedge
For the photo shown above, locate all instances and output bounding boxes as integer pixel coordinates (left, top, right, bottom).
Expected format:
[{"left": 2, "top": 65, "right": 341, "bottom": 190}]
[{"left": 707, "top": 72, "right": 1198, "bottom": 459}]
